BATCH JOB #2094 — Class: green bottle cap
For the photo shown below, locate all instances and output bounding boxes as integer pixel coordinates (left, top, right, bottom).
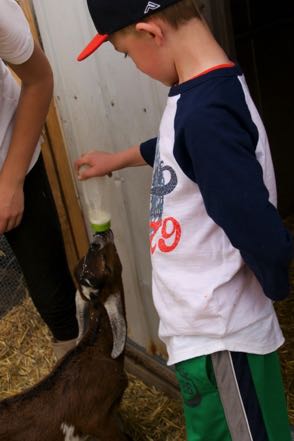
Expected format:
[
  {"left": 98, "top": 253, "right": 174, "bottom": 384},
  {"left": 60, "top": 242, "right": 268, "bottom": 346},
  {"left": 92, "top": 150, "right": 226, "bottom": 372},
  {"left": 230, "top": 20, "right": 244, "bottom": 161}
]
[{"left": 90, "top": 220, "right": 111, "bottom": 233}]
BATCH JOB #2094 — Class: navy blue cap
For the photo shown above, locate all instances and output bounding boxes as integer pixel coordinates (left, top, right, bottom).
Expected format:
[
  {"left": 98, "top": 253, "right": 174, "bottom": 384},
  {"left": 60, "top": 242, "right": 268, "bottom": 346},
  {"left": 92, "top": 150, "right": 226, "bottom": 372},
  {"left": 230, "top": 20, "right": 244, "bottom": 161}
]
[{"left": 77, "top": 0, "right": 181, "bottom": 61}]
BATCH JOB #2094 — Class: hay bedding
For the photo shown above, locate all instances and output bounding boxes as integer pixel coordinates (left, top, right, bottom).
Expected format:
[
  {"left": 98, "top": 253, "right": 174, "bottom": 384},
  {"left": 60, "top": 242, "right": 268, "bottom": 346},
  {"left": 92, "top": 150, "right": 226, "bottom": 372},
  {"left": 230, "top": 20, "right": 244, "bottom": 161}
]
[
  {"left": 0, "top": 295, "right": 185, "bottom": 440},
  {"left": 0, "top": 217, "right": 293, "bottom": 438}
]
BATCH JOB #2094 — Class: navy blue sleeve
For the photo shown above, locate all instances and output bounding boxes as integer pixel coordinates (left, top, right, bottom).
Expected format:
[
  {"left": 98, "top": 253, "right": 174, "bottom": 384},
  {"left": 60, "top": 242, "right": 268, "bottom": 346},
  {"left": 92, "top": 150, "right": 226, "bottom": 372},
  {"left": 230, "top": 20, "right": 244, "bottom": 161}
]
[
  {"left": 140, "top": 137, "right": 157, "bottom": 166},
  {"left": 184, "top": 107, "right": 292, "bottom": 301}
]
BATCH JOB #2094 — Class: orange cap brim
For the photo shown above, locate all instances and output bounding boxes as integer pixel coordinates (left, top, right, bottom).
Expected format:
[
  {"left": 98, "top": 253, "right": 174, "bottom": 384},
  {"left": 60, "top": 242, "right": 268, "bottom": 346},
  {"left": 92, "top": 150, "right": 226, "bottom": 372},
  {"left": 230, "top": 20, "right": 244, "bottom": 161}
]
[{"left": 77, "top": 34, "right": 109, "bottom": 61}]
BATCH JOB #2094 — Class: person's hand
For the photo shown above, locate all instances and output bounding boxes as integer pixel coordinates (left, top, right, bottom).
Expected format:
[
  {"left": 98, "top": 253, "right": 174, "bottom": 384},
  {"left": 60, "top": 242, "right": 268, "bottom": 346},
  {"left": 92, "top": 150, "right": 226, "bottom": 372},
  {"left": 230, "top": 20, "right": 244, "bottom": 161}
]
[
  {"left": 74, "top": 145, "right": 145, "bottom": 180},
  {"left": 74, "top": 151, "right": 115, "bottom": 180},
  {"left": 0, "top": 177, "right": 24, "bottom": 233}
]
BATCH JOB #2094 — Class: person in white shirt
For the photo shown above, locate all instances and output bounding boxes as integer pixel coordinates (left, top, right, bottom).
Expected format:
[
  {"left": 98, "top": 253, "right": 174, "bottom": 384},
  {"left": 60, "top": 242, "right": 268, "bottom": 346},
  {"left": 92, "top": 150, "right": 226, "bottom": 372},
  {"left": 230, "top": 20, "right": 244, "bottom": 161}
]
[{"left": 0, "top": 0, "right": 79, "bottom": 358}]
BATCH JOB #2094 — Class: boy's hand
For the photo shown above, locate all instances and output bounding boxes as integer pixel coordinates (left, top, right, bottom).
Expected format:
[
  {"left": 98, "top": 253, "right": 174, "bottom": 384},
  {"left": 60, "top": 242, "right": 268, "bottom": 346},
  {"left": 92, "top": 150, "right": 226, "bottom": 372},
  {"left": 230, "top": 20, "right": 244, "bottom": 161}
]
[
  {"left": 75, "top": 151, "right": 116, "bottom": 180},
  {"left": 75, "top": 145, "right": 146, "bottom": 180}
]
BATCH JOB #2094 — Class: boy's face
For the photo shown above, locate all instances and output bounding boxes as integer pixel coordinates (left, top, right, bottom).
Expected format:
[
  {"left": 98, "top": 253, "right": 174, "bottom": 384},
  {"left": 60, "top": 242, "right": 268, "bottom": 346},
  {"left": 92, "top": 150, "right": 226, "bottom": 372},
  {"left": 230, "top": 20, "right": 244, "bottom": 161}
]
[{"left": 110, "top": 28, "right": 179, "bottom": 87}]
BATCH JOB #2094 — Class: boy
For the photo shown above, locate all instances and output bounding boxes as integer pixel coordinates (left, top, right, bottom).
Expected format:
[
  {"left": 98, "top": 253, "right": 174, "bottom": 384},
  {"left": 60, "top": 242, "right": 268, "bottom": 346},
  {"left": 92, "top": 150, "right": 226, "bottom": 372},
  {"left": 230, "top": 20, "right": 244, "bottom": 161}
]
[{"left": 76, "top": 1, "right": 293, "bottom": 439}]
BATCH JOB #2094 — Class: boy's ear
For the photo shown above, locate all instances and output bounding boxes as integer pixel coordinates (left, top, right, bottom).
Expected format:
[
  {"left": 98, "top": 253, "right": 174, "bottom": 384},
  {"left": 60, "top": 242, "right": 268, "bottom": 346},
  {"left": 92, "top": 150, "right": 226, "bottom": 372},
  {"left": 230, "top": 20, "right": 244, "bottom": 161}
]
[{"left": 135, "top": 22, "right": 164, "bottom": 46}]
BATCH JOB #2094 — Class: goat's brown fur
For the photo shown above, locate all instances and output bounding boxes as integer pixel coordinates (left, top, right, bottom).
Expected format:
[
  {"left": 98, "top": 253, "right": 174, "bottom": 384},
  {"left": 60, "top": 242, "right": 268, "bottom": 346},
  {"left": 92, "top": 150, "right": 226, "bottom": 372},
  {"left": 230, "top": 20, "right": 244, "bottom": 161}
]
[{"left": 0, "top": 234, "right": 131, "bottom": 441}]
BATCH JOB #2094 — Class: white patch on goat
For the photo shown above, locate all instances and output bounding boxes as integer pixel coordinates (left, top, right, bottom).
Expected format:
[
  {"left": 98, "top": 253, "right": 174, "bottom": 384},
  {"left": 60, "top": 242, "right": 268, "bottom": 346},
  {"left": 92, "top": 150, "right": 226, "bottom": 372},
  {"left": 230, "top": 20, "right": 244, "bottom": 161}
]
[
  {"left": 60, "top": 423, "right": 87, "bottom": 441},
  {"left": 80, "top": 284, "right": 99, "bottom": 301}
]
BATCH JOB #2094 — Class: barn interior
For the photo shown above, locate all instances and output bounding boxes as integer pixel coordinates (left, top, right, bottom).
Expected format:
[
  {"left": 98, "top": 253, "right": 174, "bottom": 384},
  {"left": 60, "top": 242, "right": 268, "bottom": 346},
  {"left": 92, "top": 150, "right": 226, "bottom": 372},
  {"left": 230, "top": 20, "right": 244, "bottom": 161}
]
[{"left": 0, "top": 0, "right": 293, "bottom": 440}]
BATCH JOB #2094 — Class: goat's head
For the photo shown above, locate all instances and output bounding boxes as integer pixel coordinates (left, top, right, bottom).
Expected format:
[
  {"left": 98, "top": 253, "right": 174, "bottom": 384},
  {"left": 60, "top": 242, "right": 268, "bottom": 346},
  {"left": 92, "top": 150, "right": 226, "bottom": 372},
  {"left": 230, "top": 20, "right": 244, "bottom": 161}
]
[{"left": 75, "top": 229, "right": 126, "bottom": 359}]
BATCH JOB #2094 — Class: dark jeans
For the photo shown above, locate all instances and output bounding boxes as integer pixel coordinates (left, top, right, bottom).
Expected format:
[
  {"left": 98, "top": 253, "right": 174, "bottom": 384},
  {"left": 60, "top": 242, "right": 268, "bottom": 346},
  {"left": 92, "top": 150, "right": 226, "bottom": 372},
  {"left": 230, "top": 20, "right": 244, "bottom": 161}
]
[{"left": 5, "top": 156, "right": 79, "bottom": 341}]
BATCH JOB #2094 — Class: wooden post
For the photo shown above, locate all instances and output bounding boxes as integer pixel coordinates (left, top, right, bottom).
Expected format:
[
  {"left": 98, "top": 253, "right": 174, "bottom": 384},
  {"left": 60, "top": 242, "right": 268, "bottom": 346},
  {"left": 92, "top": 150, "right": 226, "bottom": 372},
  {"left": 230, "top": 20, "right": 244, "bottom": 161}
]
[{"left": 18, "top": 0, "right": 89, "bottom": 275}]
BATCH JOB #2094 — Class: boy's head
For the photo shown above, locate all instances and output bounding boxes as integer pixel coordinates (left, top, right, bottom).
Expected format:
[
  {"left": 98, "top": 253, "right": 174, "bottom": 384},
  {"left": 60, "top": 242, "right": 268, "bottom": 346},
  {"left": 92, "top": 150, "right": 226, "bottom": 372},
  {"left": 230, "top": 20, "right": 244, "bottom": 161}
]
[{"left": 77, "top": 0, "right": 203, "bottom": 61}]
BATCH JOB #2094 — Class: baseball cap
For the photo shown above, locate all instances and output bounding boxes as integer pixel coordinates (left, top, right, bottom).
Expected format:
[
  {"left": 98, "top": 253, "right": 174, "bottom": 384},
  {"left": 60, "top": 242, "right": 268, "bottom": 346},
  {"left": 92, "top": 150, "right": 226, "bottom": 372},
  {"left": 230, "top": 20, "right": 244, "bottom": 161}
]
[{"left": 77, "top": 0, "right": 182, "bottom": 61}]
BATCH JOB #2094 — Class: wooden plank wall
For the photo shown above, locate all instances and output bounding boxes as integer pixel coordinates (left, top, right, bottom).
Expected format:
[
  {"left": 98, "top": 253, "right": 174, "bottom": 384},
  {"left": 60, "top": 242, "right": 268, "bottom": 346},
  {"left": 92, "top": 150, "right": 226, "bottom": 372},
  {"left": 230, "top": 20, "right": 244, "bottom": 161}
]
[{"left": 18, "top": 0, "right": 89, "bottom": 276}]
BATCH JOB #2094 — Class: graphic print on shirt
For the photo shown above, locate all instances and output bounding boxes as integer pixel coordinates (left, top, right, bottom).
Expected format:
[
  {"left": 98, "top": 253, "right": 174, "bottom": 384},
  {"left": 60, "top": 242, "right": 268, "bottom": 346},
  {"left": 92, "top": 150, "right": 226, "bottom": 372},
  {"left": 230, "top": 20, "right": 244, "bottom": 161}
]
[{"left": 150, "top": 139, "right": 181, "bottom": 254}]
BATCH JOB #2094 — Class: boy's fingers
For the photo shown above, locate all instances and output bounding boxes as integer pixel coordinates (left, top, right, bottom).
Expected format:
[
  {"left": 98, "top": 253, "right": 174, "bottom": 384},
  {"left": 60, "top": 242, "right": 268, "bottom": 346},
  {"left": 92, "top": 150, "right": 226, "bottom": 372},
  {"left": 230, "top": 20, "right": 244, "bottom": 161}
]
[
  {"left": 74, "top": 158, "right": 81, "bottom": 171},
  {"left": 74, "top": 157, "right": 89, "bottom": 172},
  {"left": 77, "top": 167, "right": 94, "bottom": 180},
  {"left": 77, "top": 169, "right": 87, "bottom": 180},
  {"left": 77, "top": 150, "right": 96, "bottom": 167}
]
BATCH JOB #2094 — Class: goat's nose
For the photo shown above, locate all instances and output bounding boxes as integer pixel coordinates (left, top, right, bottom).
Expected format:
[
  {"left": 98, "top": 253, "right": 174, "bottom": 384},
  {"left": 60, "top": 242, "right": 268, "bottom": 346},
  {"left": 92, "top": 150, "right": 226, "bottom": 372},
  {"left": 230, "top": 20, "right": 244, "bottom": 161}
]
[{"left": 90, "top": 242, "right": 101, "bottom": 252}]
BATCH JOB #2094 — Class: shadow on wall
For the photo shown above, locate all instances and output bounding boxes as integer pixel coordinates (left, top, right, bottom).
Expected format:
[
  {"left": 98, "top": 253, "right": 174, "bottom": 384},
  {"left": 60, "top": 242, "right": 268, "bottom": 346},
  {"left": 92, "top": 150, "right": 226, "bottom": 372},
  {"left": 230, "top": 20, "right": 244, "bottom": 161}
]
[{"left": 229, "top": 0, "right": 294, "bottom": 217}]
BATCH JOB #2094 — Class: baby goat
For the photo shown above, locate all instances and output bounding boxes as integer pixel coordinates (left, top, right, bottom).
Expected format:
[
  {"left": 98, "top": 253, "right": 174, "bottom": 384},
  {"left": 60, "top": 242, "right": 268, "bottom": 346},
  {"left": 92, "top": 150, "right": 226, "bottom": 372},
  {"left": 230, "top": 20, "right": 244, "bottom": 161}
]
[{"left": 0, "top": 230, "right": 132, "bottom": 441}]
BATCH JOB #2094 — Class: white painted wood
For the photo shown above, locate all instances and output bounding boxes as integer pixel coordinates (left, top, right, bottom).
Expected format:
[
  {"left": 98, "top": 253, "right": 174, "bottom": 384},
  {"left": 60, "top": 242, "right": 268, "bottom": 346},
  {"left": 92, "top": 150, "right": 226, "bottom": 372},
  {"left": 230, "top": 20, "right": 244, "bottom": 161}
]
[{"left": 32, "top": 0, "right": 168, "bottom": 354}]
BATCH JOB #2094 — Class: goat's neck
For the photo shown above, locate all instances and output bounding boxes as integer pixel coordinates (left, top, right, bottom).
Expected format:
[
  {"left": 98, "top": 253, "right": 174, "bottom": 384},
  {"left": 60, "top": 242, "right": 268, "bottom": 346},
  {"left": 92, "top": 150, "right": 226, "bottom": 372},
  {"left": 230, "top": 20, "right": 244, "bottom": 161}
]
[{"left": 81, "top": 303, "right": 113, "bottom": 352}]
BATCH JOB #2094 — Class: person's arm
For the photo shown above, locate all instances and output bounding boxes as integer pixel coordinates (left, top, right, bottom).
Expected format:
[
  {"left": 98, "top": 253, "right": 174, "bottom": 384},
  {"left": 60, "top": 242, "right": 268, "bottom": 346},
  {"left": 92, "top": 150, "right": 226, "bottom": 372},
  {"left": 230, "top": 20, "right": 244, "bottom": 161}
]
[
  {"left": 184, "top": 107, "right": 293, "bottom": 301},
  {"left": 0, "top": 43, "right": 53, "bottom": 233},
  {"left": 140, "top": 137, "right": 157, "bottom": 166},
  {"left": 74, "top": 137, "right": 158, "bottom": 180}
]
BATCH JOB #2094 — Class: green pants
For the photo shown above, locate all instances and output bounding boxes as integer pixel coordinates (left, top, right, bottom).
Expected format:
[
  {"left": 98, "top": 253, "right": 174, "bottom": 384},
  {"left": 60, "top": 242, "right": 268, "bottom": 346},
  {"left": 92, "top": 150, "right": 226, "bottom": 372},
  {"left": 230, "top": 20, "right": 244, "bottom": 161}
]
[{"left": 175, "top": 351, "right": 291, "bottom": 441}]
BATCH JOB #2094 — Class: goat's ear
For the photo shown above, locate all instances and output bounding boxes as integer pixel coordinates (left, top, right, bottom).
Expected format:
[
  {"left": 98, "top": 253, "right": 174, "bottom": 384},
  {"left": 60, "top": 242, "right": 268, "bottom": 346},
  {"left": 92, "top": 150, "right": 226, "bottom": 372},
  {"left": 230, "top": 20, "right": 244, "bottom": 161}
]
[{"left": 104, "top": 292, "right": 127, "bottom": 358}]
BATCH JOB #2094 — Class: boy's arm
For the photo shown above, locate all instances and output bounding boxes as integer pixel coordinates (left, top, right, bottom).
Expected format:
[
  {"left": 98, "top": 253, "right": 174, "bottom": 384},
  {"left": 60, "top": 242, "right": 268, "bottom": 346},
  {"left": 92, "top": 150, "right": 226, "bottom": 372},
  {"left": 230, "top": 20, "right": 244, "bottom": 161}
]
[
  {"left": 185, "top": 108, "right": 293, "bottom": 301},
  {"left": 75, "top": 137, "right": 157, "bottom": 179},
  {"left": 140, "top": 137, "right": 157, "bottom": 166},
  {"left": 0, "top": 43, "right": 53, "bottom": 233}
]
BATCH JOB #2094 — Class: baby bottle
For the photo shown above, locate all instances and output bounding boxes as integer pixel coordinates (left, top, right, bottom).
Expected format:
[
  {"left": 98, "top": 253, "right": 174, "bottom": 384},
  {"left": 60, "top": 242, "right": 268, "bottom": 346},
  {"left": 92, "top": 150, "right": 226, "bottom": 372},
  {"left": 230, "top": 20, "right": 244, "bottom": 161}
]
[{"left": 79, "top": 166, "right": 111, "bottom": 233}]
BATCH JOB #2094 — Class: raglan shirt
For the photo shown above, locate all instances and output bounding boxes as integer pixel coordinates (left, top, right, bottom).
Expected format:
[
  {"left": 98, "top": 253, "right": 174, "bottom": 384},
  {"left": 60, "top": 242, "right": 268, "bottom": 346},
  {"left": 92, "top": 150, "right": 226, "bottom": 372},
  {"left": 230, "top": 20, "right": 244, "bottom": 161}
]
[
  {"left": 0, "top": 0, "right": 40, "bottom": 171},
  {"left": 141, "top": 65, "right": 293, "bottom": 366}
]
